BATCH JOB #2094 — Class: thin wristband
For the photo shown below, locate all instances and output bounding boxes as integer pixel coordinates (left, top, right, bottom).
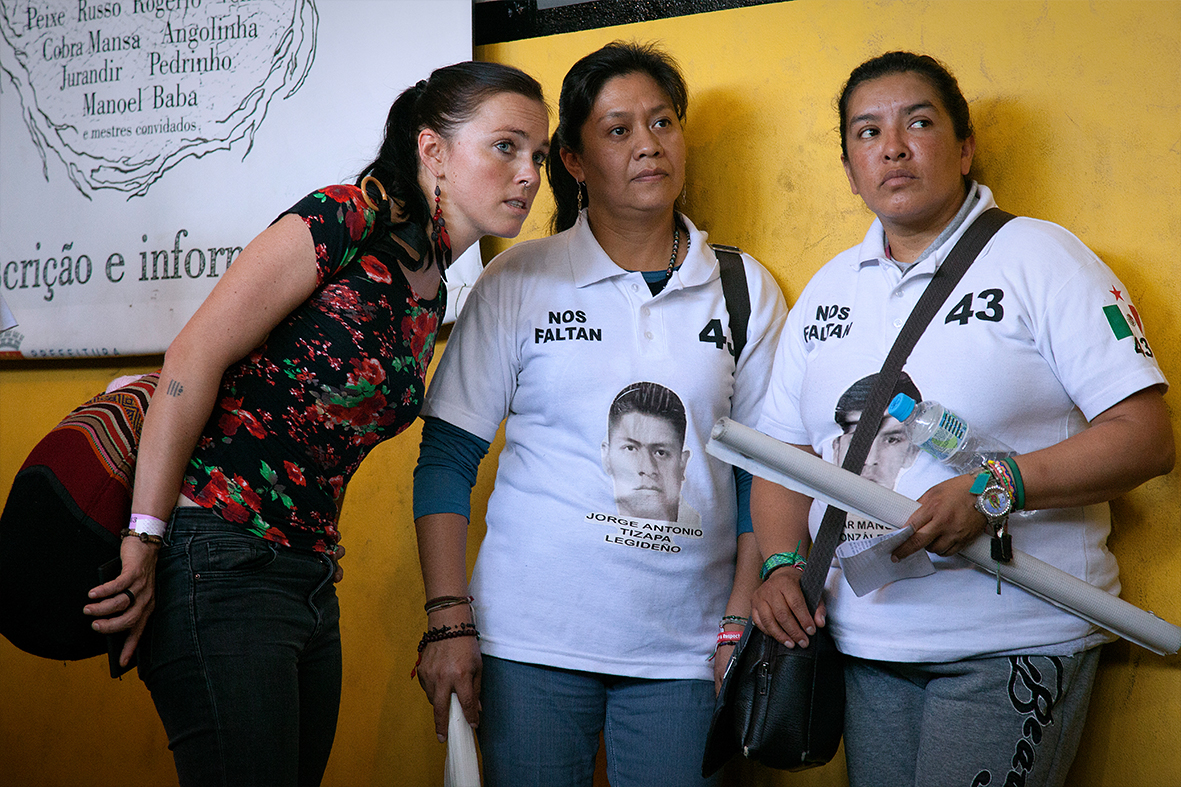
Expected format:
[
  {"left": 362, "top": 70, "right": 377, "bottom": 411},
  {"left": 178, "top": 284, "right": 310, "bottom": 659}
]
[
  {"left": 1002, "top": 457, "right": 1025, "bottom": 511},
  {"left": 129, "top": 513, "right": 168, "bottom": 538}
]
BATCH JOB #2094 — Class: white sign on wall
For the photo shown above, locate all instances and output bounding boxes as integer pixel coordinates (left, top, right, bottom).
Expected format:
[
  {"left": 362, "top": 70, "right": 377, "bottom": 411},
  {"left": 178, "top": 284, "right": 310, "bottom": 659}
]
[{"left": 0, "top": 0, "right": 474, "bottom": 358}]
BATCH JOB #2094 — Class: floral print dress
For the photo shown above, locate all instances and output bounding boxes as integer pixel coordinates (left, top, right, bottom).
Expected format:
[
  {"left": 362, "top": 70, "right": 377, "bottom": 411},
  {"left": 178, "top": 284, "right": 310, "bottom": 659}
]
[{"left": 181, "top": 185, "right": 444, "bottom": 553}]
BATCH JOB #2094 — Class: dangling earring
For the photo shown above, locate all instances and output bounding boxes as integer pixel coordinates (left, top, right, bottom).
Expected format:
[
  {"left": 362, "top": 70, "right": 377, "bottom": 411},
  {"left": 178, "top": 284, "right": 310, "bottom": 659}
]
[
  {"left": 576, "top": 181, "right": 585, "bottom": 214},
  {"left": 430, "top": 180, "right": 452, "bottom": 274}
]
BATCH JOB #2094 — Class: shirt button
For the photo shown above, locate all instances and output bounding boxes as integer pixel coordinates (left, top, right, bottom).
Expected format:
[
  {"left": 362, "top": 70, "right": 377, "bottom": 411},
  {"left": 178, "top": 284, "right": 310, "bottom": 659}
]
[
  {"left": 894, "top": 290, "right": 904, "bottom": 298},
  {"left": 645, "top": 331, "right": 654, "bottom": 340},
  {"left": 632, "top": 284, "right": 640, "bottom": 292},
  {"left": 893, "top": 318, "right": 904, "bottom": 328},
  {"left": 642, "top": 307, "right": 650, "bottom": 317}
]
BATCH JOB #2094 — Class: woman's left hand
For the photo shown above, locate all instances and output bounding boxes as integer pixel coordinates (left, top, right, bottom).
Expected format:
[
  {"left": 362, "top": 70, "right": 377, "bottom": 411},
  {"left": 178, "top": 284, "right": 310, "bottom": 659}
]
[
  {"left": 83, "top": 535, "right": 159, "bottom": 667},
  {"left": 713, "top": 638, "right": 739, "bottom": 695},
  {"left": 892, "top": 473, "right": 987, "bottom": 560}
]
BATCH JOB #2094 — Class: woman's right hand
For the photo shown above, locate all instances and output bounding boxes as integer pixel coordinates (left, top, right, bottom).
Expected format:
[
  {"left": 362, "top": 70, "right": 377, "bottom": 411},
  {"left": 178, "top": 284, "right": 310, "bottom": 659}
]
[
  {"left": 83, "top": 535, "right": 159, "bottom": 667},
  {"left": 415, "top": 608, "right": 483, "bottom": 743},
  {"left": 750, "top": 566, "right": 825, "bottom": 649}
]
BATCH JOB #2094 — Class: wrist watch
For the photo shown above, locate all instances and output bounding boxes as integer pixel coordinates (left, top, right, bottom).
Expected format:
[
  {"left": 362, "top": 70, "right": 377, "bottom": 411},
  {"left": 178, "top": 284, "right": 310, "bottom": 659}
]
[{"left": 970, "top": 470, "right": 1013, "bottom": 528}]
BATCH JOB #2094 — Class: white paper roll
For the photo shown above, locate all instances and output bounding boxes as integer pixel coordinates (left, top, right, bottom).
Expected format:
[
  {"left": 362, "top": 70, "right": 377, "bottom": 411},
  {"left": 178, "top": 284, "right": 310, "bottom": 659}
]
[
  {"left": 443, "top": 693, "right": 480, "bottom": 787},
  {"left": 708, "top": 417, "right": 1181, "bottom": 656}
]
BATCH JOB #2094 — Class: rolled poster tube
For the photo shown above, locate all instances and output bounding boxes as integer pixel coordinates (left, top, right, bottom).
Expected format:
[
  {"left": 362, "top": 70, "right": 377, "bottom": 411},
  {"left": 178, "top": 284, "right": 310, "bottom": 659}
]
[{"left": 708, "top": 417, "right": 1181, "bottom": 656}]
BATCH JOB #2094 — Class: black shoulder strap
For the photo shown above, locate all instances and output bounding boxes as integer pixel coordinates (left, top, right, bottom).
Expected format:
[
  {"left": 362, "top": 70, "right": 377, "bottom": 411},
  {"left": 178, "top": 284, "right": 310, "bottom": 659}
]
[
  {"left": 798, "top": 208, "right": 1016, "bottom": 612},
  {"left": 713, "top": 244, "right": 751, "bottom": 362}
]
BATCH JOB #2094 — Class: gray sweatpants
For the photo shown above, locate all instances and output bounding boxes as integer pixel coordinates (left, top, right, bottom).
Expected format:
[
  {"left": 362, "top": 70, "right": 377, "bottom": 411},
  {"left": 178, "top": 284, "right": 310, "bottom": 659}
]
[{"left": 843, "top": 648, "right": 1101, "bottom": 787}]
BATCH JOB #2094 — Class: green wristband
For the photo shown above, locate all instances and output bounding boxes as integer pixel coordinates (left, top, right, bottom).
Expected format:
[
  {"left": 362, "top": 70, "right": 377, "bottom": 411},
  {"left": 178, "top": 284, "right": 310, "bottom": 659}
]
[
  {"left": 1002, "top": 457, "right": 1025, "bottom": 511},
  {"left": 760, "top": 550, "right": 807, "bottom": 581}
]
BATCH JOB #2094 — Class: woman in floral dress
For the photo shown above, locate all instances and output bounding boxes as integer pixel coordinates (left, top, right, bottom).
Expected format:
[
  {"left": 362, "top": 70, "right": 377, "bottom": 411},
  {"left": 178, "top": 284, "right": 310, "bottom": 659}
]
[{"left": 83, "top": 61, "right": 550, "bottom": 787}]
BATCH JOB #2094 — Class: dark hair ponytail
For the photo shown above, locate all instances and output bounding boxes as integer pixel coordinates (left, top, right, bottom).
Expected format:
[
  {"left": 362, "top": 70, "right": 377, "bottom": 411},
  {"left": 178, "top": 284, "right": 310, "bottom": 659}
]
[
  {"left": 356, "top": 61, "right": 544, "bottom": 268},
  {"left": 548, "top": 42, "right": 688, "bottom": 235}
]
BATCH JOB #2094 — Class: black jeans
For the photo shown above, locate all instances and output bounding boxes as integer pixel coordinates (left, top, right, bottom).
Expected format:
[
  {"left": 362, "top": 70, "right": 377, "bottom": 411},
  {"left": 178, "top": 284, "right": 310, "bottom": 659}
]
[{"left": 139, "top": 509, "right": 342, "bottom": 787}]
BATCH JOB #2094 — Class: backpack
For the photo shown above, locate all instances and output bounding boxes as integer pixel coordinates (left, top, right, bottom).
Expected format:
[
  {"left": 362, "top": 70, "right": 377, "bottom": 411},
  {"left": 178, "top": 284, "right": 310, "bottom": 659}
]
[{"left": 0, "top": 373, "right": 158, "bottom": 660}]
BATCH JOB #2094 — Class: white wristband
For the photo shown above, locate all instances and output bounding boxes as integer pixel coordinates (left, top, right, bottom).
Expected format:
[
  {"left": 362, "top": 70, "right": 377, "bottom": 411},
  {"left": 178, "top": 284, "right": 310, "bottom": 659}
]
[{"left": 128, "top": 513, "right": 168, "bottom": 538}]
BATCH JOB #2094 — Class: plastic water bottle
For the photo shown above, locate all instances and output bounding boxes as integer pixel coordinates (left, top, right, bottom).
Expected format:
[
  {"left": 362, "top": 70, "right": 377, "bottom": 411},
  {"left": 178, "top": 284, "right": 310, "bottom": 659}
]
[{"left": 887, "top": 393, "right": 1015, "bottom": 474}]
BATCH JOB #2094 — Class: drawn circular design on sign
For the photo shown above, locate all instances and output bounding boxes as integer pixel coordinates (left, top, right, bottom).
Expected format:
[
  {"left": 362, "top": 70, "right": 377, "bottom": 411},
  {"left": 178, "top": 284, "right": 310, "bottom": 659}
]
[{"left": 0, "top": 0, "right": 317, "bottom": 197}]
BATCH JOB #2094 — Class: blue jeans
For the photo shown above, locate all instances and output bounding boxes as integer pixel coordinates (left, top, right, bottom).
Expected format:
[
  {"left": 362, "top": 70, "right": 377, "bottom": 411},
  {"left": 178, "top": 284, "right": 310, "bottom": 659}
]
[
  {"left": 138, "top": 509, "right": 342, "bottom": 787},
  {"left": 479, "top": 656, "right": 720, "bottom": 787}
]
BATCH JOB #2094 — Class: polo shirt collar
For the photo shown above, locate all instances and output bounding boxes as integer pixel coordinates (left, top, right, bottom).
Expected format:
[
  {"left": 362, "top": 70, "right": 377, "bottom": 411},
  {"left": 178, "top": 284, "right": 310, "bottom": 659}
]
[
  {"left": 850, "top": 182, "right": 999, "bottom": 277},
  {"left": 567, "top": 210, "right": 715, "bottom": 291}
]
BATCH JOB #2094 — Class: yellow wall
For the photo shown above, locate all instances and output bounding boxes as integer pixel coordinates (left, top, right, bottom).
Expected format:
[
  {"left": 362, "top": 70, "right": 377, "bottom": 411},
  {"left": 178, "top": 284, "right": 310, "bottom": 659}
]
[{"left": 2, "top": 2, "right": 1178, "bottom": 785}]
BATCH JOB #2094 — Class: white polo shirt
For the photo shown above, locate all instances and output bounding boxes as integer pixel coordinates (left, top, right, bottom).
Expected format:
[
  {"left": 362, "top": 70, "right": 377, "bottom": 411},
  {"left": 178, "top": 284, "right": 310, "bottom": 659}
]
[
  {"left": 758, "top": 184, "right": 1167, "bottom": 662},
  {"left": 423, "top": 212, "right": 787, "bottom": 680}
]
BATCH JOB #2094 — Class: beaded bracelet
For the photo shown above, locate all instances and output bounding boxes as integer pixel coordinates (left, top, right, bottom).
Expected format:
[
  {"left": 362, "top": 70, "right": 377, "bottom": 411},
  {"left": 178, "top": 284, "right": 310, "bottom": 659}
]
[
  {"left": 121, "top": 528, "right": 164, "bottom": 546},
  {"left": 719, "top": 615, "right": 747, "bottom": 630},
  {"left": 984, "top": 459, "right": 1019, "bottom": 510},
  {"left": 410, "top": 622, "right": 480, "bottom": 679},
  {"left": 424, "top": 594, "right": 474, "bottom": 615}
]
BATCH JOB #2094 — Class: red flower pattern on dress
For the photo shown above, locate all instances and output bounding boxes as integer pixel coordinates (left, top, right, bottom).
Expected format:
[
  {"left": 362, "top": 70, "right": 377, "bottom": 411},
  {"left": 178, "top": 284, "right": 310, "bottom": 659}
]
[
  {"left": 350, "top": 357, "right": 385, "bottom": 387},
  {"left": 285, "top": 461, "right": 307, "bottom": 486},
  {"left": 321, "top": 185, "right": 357, "bottom": 203},
  {"left": 360, "top": 255, "right": 392, "bottom": 284},
  {"left": 402, "top": 307, "right": 439, "bottom": 365},
  {"left": 218, "top": 397, "right": 268, "bottom": 439},
  {"left": 184, "top": 185, "right": 443, "bottom": 551},
  {"left": 343, "top": 203, "right": 368, "bottom": 241},
  {"left": 264, "top": 527, "right": 292, "bottom": 547}
]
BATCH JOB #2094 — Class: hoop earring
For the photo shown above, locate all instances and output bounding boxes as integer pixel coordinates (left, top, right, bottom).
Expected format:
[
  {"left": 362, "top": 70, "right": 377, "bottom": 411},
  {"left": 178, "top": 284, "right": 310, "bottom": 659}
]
[
  {"left": 359, "top": 175, "right": 390, "bottom": 212},
  {"left": 431, "top": 181, "right": 453, "bottom": 272},
  {"left": 576, "top": 181, "right": 585, "bottom": 214}
]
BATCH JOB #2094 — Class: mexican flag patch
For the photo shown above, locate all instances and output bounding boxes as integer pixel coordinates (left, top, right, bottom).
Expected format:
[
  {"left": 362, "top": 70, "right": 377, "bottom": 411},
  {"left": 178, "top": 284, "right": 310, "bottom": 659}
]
[{"left": 1103, "top": 287, "right": 1153, "bottom": 356}]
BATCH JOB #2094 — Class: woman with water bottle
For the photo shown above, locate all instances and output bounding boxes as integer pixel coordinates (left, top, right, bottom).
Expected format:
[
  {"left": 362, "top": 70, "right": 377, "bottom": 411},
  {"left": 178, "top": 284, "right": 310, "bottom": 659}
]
[{"left": 749, "top": 51, "right": 1173, "bottom": 787}]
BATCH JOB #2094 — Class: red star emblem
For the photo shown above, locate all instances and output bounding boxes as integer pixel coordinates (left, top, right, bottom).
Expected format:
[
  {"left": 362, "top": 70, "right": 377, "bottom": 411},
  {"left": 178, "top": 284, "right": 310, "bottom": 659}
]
[{"left": 1109, "top": 286, "right": 1123, "bottom": 301}]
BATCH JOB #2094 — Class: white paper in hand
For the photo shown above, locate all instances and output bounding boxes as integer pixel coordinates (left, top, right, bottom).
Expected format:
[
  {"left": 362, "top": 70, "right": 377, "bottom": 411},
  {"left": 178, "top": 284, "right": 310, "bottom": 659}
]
[
  {"left": 443, "top": 692, "right": 480, "bottom": 787},
  {"left": 835, "top": 526, "right": 935, "bottom": 596}
]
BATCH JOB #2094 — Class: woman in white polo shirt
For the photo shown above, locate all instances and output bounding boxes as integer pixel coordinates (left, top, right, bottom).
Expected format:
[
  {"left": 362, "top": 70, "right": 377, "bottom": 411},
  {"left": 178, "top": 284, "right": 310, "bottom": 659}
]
[
  {"left": 751, "top": 51, "right": 1173, "bottom": 787},
  {"left": 412, "top": 41, "right": 787, "bottom": 787}
]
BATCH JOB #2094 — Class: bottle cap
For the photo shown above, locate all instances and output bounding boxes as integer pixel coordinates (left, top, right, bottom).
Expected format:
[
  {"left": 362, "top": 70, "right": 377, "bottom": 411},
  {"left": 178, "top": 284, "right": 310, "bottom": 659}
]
[{"left": 888, "top": 393, "right": 916, "bottom": 421}]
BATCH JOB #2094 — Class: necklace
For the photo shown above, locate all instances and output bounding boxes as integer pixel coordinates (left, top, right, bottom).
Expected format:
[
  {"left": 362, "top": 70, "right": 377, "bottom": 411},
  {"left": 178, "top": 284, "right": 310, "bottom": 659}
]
[{"left": 663, "top": 225, "right": 683, "bottom": 284}]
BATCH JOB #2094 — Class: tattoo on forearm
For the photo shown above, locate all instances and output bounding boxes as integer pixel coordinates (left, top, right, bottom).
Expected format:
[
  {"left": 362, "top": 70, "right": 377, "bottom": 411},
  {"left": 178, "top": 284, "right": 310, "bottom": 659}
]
[{"left": 166, "top": 379, "right": 185, "bottom": 397}]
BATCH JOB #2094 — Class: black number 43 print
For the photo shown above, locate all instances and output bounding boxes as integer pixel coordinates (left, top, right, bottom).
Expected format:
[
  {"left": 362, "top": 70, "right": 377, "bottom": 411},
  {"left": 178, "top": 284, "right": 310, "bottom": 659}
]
[
  {"left": 699, "top": 318, "right": 733, "bottom": 354},
  {"left": 945, "top": 289, "right": 1004, "bottom": 325}
]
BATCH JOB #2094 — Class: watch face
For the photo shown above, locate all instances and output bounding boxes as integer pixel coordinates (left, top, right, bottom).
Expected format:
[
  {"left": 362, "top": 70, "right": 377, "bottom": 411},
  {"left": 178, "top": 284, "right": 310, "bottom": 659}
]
[{"left": 978, "top": 485, "right": 1012, "bottom": 518}]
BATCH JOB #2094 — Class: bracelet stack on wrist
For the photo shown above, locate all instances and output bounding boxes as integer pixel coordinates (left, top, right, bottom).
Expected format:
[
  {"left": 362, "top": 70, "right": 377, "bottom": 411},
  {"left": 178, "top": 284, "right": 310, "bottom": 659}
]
[
  {"left": 411, "top": 622, "right": 480, "bottom": 679},
  {"left": 989, "top": 457, "right": 1025, "bottom": 511},
  {"left": 123, "top": 513, "right": 168, "bottom": 545},
  {"left": 424, "top": 595, "right": 473, "bottom": 615},
  {"left": 710, "top": 630, "right": 744, "bottom": 661}
]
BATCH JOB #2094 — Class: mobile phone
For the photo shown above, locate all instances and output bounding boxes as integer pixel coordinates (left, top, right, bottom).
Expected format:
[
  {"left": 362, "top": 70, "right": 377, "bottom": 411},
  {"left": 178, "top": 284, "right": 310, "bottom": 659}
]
[{"left": 96, "top": 558, "right": 137, "bottom": 679}]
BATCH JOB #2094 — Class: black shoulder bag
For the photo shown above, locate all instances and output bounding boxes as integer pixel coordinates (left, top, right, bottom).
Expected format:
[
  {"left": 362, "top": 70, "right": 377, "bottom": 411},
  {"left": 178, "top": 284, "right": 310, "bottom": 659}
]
[{"left": 703, "top": 208, "right": 1014, "bottom": 776}]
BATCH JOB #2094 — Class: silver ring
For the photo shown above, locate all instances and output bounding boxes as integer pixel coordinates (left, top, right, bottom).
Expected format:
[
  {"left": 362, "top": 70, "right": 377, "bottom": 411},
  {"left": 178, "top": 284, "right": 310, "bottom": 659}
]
[{"left": 122, "top": 588, "right": 136, "bottom": 607}]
